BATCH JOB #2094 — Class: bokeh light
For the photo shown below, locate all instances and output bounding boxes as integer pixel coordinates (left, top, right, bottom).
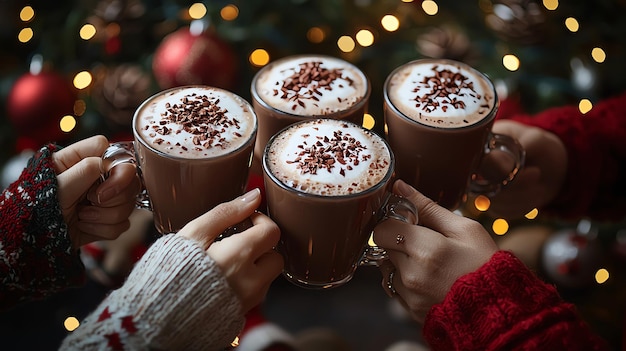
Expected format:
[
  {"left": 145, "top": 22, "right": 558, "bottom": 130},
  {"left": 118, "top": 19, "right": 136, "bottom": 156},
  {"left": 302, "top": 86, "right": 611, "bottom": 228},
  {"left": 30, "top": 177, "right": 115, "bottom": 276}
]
[
  {"left": 474, "top": 195, "right": 491, "bottom": 212},
  {"left": 337, "top": 36, "right": 356, "bottom": 52},
  {"left": 73, "top": 71, "right": 92, "bottom": 89},
  {"left": 79, "top": 24, "right": 97, "bottom": 40},
  {"left": 17, "top": 28, "right": 34, "bottom": 43},
  {"left": 503, "top": 54, "right": 520, "bottom": 71},
  {"left": 579, "top": 99, "right": 593, "bottom": 114},
  {"left": 525, "top": 208, "right": 539, "bottom": 219},
  {"left": 60, "top": 115, "right": 77, "bottom": 132},
  {"left": 591, "top": 47, "right": 606, "bottom": 63},
  {"left": 362, "top": 114, "right": 375, "bottom": 130},
  {"left": 18, "top": 28, "right": 34, "bottom": 43},
  {"left": 595, "top": 268, "right": 609, "bottom": 284},
  {"left": 220, "top": 4, "right": 239, "bottom": 21},
  {"left": 355, "top": 29, "right": 374, "bottom": 47},
  {"left": 249, "top": 49, "right": 270, "bottom": 67},
  {"left": 368, "top": 233, "right": 377, "bottom": 247},
  {"left": 307, "top": 27, "right": 325, "bottom": 43},
  {"left": 543, "top": 0, "right": 559, "bottom": 10},
  {"left": 381, "top": 15, "right": 400, "bottom": 32},
  {"left": 64, "top": 316, "right": 80, "bottom": 331},
  {"left": 565, "top": 17, "right": 579, "bottom": 32},
  {"left": 20, "top": 6, "right": 35, "bottom": 22},
  {"left": 492, "top": 218, "right": 509, "bottom": 235},
  {"left": 422, "top": 0, "right": 439, "bottom": 15},
  {"left": 231, "top": 336, "right": 239, "bottom": 347},
  {"left": 188, "top": 3, "right": 207, "bottom": 19}
]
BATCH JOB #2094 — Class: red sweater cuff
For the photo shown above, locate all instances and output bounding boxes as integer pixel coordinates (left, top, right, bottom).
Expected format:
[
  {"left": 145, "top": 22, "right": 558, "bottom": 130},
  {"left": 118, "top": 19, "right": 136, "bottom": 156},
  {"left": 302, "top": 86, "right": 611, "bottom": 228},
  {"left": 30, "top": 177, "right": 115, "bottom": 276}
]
[
  {"left": 423, "top": 251, "right": 609, "bottom": 350},
  {"left": 0, "top": 144, "right": 85, "bottom": 311}
]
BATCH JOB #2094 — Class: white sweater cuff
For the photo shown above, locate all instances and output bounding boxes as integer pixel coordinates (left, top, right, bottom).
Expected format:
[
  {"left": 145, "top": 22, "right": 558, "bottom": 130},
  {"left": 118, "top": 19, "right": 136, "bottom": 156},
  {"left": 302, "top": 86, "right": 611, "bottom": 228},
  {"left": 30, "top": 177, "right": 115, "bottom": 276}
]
[{"left": 61, "top": 234, "right": 245, "bottom": 350}]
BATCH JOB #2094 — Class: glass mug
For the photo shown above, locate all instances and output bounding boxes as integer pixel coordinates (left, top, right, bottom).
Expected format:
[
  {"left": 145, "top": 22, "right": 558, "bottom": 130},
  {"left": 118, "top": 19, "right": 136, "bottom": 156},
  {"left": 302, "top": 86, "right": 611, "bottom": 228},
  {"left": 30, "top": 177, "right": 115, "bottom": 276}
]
[
  {"left": 250, "top": 54, "right": 371, "bottom": 175},
  {"left": 102, "top": 85, "right": 258, "bottom": 234},
  {"left": 383, "top": 58, "right": 525, "bottom": 210},
  {"left": 262, "top": 118, "right": 417, "bottom": 289}
]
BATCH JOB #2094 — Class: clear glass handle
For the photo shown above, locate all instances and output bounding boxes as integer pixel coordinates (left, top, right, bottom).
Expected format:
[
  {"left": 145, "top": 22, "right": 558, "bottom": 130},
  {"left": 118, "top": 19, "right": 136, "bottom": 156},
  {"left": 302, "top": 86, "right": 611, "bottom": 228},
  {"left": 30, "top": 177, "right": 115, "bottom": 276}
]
[
  {"left": 361, "top": 193, "right": 418, "bottom": 266},
  {"left": 469, "top": 132, "right": 526, "bottom": 196},
  {"left": 101, "top": 141, "right": 151, "bottom": 211}
]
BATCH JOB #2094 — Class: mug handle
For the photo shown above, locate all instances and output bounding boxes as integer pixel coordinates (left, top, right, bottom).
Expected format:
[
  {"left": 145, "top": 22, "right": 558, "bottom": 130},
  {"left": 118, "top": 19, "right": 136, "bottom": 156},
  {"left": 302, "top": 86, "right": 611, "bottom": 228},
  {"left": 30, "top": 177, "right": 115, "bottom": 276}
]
[
  {"left": 101, "top": 141, "right": 151, "bottom": 211},
  {"left": 361, "top": 193, "right": 418, "bottom": 266},
  {"left": 468, "top": 132, "right": 525, "bottom": 196}
]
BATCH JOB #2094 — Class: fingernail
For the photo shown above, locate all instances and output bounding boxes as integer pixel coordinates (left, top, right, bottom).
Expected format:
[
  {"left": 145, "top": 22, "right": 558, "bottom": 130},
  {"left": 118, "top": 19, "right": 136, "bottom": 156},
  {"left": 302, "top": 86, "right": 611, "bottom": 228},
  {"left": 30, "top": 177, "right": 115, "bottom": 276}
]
[
  {"left": 238, "top": 188, "right": 260, "bottom": 203},
  {"left": 395, "top": 180, "right": 415, "bottom": 197},
  {"left": 97, "top": 187, "right": 117, "bottom": 204}
]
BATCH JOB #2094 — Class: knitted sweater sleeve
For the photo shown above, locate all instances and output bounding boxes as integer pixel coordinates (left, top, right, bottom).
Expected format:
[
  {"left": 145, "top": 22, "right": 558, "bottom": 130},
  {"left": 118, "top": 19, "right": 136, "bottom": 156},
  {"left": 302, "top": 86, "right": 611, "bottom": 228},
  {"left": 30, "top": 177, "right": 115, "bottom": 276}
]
[
  {"left": 0, "top": 144, "right": 85, "bottom": 311},
  {"left": 422, "top": 251, "right": 611, "bottom": 351},
  {"left": 60, "top": 233, "right": 245, "bottom": 351},
  {"left": 504, "top": 92, "right": 626, "bottom": 221}
]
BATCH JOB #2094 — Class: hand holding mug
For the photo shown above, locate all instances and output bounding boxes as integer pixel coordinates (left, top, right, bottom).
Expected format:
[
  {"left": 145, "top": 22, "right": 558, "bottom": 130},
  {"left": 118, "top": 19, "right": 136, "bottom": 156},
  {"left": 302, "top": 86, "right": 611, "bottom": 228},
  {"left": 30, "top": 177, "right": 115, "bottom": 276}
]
[
  {"left": 263, "top": 119, "right": 417, "bottom": 289},
  {"left": 53, "top": 135, "right": 140, "bottom": 249},
  {"left": 102, "top": 85, "right": 258, "bottom": 235},
  {"left": 178, "top": 188, "right": 284, "bottom": 313},
  {"left": 373, "top": 180, "right": 498, "bottom": 323},
  {"left": 482, "top": 119, "right": 568, "bottom": 219}
]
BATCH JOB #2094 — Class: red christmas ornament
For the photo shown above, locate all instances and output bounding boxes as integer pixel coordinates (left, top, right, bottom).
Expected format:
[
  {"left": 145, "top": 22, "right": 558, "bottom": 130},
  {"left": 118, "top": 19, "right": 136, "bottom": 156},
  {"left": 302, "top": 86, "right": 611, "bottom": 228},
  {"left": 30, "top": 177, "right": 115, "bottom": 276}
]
[
  {"left": 6, "top": 71, "right": 77, "bottom": 145},
  {"left": 152, "top": 27, "right": 239, "bottom": 91}
]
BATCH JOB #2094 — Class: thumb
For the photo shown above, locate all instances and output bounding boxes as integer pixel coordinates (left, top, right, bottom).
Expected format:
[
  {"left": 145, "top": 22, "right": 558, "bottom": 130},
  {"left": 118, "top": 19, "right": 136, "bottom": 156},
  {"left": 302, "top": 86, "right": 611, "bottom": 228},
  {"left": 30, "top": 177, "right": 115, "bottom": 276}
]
[
  {"left": 54, "top": 136, "right": 109, "bottom": 207},
  {"left": 393, "top": 180, "right": 465, "bottom": 238},
  {"left": 56, "top": 157, "right": 104, "bottom": 207},
  {"left": 52, "top": 135, "right": 109, "bottom": 173}
]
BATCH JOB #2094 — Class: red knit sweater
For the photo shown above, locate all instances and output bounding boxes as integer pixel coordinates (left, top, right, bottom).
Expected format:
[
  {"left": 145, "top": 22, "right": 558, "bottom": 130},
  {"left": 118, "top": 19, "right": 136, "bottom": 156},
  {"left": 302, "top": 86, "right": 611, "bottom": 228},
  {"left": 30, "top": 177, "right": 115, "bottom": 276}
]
[
  {"left": 422, "top": 92, "right": 626, "bottom": 350},
  {"left": 0, "top": 144, "right": 85, "bottom": 311}
]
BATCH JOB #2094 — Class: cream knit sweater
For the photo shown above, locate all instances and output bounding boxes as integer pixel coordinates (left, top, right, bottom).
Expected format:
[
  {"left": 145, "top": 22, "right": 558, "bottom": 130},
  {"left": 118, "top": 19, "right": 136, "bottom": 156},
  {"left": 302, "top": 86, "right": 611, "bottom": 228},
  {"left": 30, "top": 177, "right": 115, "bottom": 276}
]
[{"left": 60, "top": 234, "right": 244, "bottom": 350}]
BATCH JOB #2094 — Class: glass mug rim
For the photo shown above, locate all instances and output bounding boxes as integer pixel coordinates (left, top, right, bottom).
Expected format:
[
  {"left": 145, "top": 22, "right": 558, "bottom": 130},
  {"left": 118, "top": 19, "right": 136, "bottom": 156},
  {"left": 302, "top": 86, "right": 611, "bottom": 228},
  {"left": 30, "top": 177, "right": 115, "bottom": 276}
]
[
  {"left": 250, "top": 54, "right": 372, "bottom": 119},
  {"left": 383, "top": 58, "right": 499, "bottom": 131},
  {"left": 262, "top": 118, "right": 396, "bottom": 200},
  {"left": 132, "top": 85, "right": 258, "bottom": 161}
]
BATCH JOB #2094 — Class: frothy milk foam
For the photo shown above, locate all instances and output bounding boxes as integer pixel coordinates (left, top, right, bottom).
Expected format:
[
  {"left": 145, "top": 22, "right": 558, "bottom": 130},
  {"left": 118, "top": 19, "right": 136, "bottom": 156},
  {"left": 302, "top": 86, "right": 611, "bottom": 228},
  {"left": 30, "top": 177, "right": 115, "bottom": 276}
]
[
  {"left": 136, "top": 86, "right": 256, "bottom": 158},
  {"left": 266, "top": 119, "right": 390, "bottom": 196},
  {"left": 255, "top": 56, "right": 368, "bottom": 116},
  {"left": 387, "top": 60, "right": 495, "bottom": 128}
]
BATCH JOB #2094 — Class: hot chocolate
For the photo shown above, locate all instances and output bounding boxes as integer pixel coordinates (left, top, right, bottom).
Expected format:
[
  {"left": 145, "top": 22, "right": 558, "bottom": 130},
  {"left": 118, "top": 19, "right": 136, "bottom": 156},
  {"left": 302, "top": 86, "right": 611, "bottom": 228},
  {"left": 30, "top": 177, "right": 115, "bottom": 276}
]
[
  {"left": 254, "top": 55, "right": 369, "bottom": 116},
  {"left": 133, "top": 86, "right": 257, "bottom": 234},
  {"left": 136, "top": 87, "right": 256, "bottom": 158},
  {"left": 263, "top": 119, "right": 395, "bottom": 288},
  {"left": 265, "top": 119, "right": 390, "bottom": 196},
  {"left": 384, "top": 59, "right": 523, "bottom": 210}
]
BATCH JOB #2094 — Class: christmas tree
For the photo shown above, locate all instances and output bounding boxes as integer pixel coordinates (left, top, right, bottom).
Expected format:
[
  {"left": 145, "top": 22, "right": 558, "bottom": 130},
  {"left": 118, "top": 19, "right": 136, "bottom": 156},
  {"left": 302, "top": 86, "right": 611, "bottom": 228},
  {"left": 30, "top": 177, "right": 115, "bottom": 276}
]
[{"left": 1, "top": 0, "right": 625, "bottom": 348}]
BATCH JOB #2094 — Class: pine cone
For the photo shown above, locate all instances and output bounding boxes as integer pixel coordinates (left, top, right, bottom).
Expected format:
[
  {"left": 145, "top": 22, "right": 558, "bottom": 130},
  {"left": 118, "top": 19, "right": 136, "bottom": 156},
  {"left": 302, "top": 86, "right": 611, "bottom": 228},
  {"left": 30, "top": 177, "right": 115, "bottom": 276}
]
[
  {"left": 485, "top": 0, "right": 548, "bottom": 45},
  {"left": 92, "top": 64, "right": 152, "bottom": 128},
  {"left": 416, "top": 25, "right": 480, "bottom": 66}
]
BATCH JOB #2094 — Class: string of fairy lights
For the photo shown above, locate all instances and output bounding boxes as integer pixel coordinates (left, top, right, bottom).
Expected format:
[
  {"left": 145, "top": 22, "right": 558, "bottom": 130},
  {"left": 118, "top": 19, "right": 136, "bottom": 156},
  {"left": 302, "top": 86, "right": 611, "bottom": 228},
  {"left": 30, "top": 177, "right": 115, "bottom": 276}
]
[{"left": 11, "top": 1, "right": 613, "bottom": 332}]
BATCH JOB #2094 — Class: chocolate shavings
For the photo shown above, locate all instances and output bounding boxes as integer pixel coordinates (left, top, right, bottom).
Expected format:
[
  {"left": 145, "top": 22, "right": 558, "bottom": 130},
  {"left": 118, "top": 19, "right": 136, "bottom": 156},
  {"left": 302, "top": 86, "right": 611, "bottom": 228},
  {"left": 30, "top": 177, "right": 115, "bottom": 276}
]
[
  {"left": 272, "top": 61, "right": 354, "bottom": 111},
  {"left": 150, "top": 93, "right": 241, "bottom": 150}
]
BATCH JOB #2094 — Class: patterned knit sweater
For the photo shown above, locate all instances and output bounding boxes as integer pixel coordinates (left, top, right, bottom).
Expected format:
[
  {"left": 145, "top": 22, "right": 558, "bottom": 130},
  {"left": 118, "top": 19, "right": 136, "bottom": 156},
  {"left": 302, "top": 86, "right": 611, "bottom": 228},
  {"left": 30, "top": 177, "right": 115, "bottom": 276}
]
[
  {"left": 0, "top": 145, "right": 244, "bottom": 350},
  {"left": 0, "top": 144, "right": 85, "bottom": 310},
  {"left": 422, "top": 92, "right": 626, "bottom": 350}
]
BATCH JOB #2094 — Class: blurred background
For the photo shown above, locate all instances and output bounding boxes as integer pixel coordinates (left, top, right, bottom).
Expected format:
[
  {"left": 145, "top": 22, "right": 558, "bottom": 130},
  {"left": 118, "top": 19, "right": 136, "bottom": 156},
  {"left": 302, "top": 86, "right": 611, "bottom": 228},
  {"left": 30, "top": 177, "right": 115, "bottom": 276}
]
[{"left": 1, "top": 0, "right": 625, "bottom": 349}]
